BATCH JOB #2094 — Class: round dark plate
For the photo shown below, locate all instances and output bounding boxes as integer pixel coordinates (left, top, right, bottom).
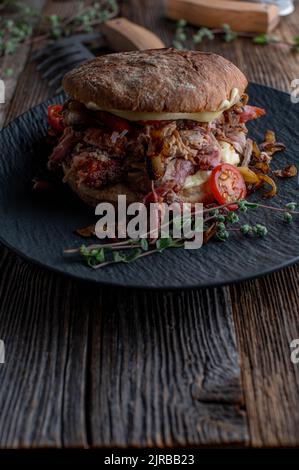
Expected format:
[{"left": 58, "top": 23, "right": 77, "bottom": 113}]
[{"left": 0, "top": 83, "right": 299, "bottom": 289}]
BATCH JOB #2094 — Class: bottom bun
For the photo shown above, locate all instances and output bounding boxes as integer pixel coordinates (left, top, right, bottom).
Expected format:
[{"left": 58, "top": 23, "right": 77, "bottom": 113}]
[{"left": 62, "top": 164, "right": 142, "bottom": 207}]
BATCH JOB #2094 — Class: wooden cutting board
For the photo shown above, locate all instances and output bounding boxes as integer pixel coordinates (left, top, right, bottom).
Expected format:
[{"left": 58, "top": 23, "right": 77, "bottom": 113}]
[
  {"left": 166, "top": 0, "right": 280, "bottom": 33},
  {"left": 103, "top": 17, "right": 165, "bottom": 51}
]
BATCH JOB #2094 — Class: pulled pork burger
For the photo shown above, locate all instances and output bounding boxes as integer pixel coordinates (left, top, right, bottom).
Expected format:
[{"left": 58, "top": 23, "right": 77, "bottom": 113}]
[{"left": 48, "top": 48, "right": 266, "bottom": 207}]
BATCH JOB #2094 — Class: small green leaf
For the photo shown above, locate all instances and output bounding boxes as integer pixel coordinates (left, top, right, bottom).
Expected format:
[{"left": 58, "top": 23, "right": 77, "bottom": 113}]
[
  {"left": 177, "top": 19, "right": 187, "bottom": 28},
  {"left": 113, "top": 249, "right": 142, "bottom": 263},
  {"left": 113, "top": 252, "right": 126, "bottom": 263},
  {"left": 217, "top": 222, "right": 226, "bottom": 232},
  {"left": 95, "top": 248, "right": 105, "bottom": 263},
  {"left": 140, "top": 238, "right": 149, "bottom": 251},
  {"left": 240, "top": 224, "right": 252, "bottom": 235},
  {"left": 222, "top": 23, "right": 237, "bottom": 42},
  {"left": 253, "top": 34, "right": 269, "bottom": 45},
  {"left": 3, "top": 67, "right": 13, "bottom": 77},
  {"left": 216, "top": 230, "right": 229, "bottom": 241},
  {"left": 193, "top": 27, "right": 214, "bottom": 44},
  {"left": 252, "top": 224, "right": 268, "bottom": 237},
  {"left": 226, "top": 212, "right": 239, "bottom": 224},
  {"left": 253, "top": 34, "right": 279, "bottom": 45},
  {"left": 283, "top": 212, "right": 293, "bottom": 223},
  {"left": 79, "top": 245, "right": 89, "bottom": 257},
  {"left": 156, "top": 237, "right": 174, "bottom": 252},
  {"left": 285, "top": 202, "right": 297, "bottom": 211}
]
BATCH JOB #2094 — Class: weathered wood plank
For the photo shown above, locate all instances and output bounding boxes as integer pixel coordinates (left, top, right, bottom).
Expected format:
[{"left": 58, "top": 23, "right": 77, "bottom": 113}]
[
  {"left": 231, "top": 267, "right": 299, "bottom": 447},
  {"left": 146, "top": 0, "right": 299, "bottom": 447},
  {"left": 1, "top": 0, "right": 299, "bottom": 449},
  {"left": 3, "top": 0, "right": 72, "bottom": 126},
  {"left": 0, "top": 248, "right": 247, "bottom": 447},
  {"left": 0, "top": 0, "right": 47, "bottom": 128},
  {"left": 0, "top": 0, "right": 247, "bottom": 449},
  {"left": 0, "top": 251, "right": 89, "bottom": 448},
  {"left": 88, "top": 287, "right": 246, "bottom": 447}
]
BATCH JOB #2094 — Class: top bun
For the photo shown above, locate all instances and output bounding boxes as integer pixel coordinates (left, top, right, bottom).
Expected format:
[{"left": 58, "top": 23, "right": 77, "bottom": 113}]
[{"left": 62, "top": 48, "right": 247, "bottom": 113}]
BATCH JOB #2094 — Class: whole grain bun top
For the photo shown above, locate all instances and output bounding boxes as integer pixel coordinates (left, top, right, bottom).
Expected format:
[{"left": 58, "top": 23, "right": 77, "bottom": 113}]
[{"left": 62, "top": 48, "right": 248, "bottom": 113}]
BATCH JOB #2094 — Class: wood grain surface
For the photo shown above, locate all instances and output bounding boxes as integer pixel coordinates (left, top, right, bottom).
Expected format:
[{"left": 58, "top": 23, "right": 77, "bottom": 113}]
[{"left": 0, "top": 0, "right": 299, "bottom": 449}]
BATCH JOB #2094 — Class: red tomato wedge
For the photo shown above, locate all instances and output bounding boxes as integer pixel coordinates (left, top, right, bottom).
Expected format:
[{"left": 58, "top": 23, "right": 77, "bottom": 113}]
[
  {"left": 47, "top": 105, "right": 64, "bottom": 133},
  {"left": 239, "top": 105, "right": 266, "bottom": 124},
  {"left": 96, "top": 111, "right": 133, "bottom": 133},
  {"left": 210, "top": 163, "right": 247, "bottom": 209}
]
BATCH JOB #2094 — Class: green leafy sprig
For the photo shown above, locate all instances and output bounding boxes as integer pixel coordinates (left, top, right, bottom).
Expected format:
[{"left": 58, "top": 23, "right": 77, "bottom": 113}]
[
  {"left": 0, "top": 1, "right": 119, "bottom": 59},
  {"left": 64, "top": 200, "right": 299, "bottom": 270},
  {"left": 45, "top": 0, "right": 119, "bottom": 39},
  {"left": 0, "top": 4, "right": 37, "bottom": 56},
  {"left": 172, "top": 19, "right": 299, "bottom": 53}
]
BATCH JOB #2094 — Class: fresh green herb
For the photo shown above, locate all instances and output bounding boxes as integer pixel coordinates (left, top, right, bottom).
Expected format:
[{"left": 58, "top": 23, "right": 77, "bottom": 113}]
[
  {"left": 140, "top": 238, "right": 149, "bottom": 251},
  {"left": 45, "top": 0, "right": 119, "bottom": 39},
  {"left": 113, "top": 248, "right": 142, "bottom": 264},
  {"left": 216, "top": 229, "right": 230, "bottom": 242},
  {"left": 240, "top": 224, "right": 252, "bottom": 235},
  {"left": 253, "top": 34, "right": 269, "bottom": 45},
  {"left": 252, "top": 224, "right": 268, "bottom": 237},
  {"left": 226, "top": 211, "right": 239, "bottom": 224},
  {"left": 47, "top": 14, "right": 62, "bottom": 39},
  {"left": 292, "top": 36, "right": 299, "bottom": 53},
  {"left": 156, "top": 237, "right": 176, "bottom": 252},
  {"left": 0, "top": 1, "right": 119, "bottom": 57},
  {"left": 172, "top": 19, "right": 187, "bottom": 50},
  {"left": 240, "top": 223, "right": 268, "bottom": 237},
  {"left": 252, "top": 34, "right": 279, "bottom": 45},
  {"left": 216, "top": 222, "right": 226, "bottom": 232},
  {"left": 3, "top": 67, "right": 13, "bottom": 77},
  {"left": 0, "top": 7, "right": 36, "bottom": 56},
  {"left": 283, "top": 212, "right": 293, "bottom": 223},
  {"left": 193, "top": 27, "right": 214, "bottom": 44},
  {"left": 80, "top": 245, "right": 106, "bottom": 267},
  {"left": 172, "top": 20, "right": 299, "bottom": 54},
  {"left": 66, "top": 200, "right": 299, "bottom": 269},
  {"left": 210, "top": 208, "right": 219, "bottom": 217},
  {"left": 222, "top": 23, "right": 237, "bottom": 42},
  {"left": 285, "top": 202, "right": 297, "bottom": 211}
]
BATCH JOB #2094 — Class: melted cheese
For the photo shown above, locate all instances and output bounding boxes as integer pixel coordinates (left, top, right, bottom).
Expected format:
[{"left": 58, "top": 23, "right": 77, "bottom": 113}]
[
  {"left": 86, "top": 88, "right": 240, "bottom": 123},
  {"left": 219, "top": 141, "right": 240, "bottom": 166},
  {"left": 183, "top": 170, "right": 211, "bottom": 189},
  {"left": 183, "top": 140, "right": 240, "bottom": 189}
]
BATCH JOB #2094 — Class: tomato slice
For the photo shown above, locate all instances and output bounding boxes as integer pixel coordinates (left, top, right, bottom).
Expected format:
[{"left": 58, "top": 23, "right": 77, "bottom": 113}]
[
  {"left": 239, "top": 105, "right": 266, "bottom": 124},
  {"left": 96, "top": 111, "right": 133, "bottom": 133},
  {"left": 48, "top": 105, "right": 64, "bottom": 133},
  {"left": 210, "top": 163, "right": 246, "bottom": 209}
]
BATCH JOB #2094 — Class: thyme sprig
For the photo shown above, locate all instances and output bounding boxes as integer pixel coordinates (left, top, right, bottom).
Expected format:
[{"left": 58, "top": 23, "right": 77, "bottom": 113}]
[
  {"left": 172, "top": 20, "right": 299, "bottom": 53},
  {"left": 0, "top": 1, "right": 119, "bottom": 59},
  {"left": 45, "top": 0, "right": 119, "bottom": 39},
  {"left": 64, "top": 200, "right": 299, "bottom": 270},
  {"left": 0, "top": 3, "right": 37, "bottom": 57}
]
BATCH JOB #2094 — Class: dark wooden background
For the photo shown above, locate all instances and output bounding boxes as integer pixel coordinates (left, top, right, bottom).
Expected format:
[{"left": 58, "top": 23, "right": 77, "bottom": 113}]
[{"left": 1, "top": 0, "right": 299, "bottom": 448}]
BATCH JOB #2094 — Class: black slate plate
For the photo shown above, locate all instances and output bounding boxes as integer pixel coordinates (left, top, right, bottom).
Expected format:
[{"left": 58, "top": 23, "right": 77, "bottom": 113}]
[{"left": 0, "top": 83, "right": 299, "bottom": 289}]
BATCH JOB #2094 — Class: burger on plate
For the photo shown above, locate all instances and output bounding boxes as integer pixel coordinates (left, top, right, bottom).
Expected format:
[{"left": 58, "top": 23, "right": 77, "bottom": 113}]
[{"left": 47, "top": 48, "right": 265, "bottom": 207}]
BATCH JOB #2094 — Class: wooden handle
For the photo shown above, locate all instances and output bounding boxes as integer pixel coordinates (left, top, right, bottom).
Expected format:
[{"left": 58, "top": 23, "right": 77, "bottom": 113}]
[
  {"left": 165, "top": 0, "right": 279, "bottom": 33},
  {"left": 102, "top": 17, "right": 165, "bottom": 51}
]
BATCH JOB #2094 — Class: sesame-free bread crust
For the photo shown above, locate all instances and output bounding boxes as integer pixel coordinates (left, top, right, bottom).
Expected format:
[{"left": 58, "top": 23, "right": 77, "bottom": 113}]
[
  {"left": 62, "top": 48, "right": 248, "bottom": 113},
  {"left": 62, "top": 163, "right": 142, "bottom": 207}
]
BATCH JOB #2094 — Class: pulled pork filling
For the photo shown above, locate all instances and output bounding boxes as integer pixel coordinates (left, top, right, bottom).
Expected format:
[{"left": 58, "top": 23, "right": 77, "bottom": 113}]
[{"left": 48, "top": 95, "right": 260, "bottom": 204}]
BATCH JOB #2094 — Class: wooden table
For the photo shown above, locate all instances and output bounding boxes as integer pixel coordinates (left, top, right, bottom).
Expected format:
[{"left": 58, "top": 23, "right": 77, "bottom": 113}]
[{"left": 1, "top": 0, "right": 299, "bottom": 450}]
